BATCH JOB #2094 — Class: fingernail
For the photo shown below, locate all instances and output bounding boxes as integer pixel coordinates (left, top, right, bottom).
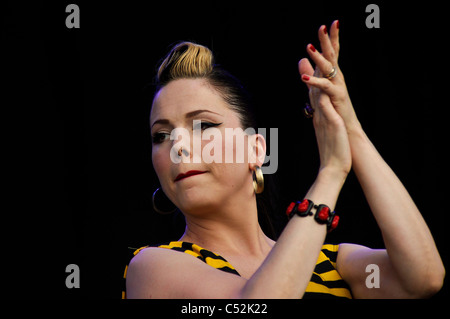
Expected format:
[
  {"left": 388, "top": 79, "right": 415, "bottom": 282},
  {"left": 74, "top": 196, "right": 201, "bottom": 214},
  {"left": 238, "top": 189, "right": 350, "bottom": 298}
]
[
  {"left": 302, "top": 74, "right": 310, "bottom": 81},
  {"left": 336, "top": 20, "right": 340, "bottom": 29},
  {"left": 323, "top": 26, "right": 328, "bottom": 34},
  {"left": 309, "top": 44, "right": 316, "bottom": 52}
]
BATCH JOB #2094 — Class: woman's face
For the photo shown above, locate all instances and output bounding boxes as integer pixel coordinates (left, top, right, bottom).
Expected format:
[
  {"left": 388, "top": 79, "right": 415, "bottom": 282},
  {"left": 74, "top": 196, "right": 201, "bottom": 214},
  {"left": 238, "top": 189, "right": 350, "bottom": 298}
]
[{"left": 150, "top": 78, "right": 263, "bottom": 215}]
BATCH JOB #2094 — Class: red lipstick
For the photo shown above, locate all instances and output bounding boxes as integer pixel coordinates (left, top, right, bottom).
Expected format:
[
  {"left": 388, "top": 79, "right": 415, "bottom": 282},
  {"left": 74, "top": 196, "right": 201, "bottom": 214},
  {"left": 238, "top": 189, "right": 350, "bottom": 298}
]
[{"left": 174, "top": 170, "right": 207, "bottom": 182}]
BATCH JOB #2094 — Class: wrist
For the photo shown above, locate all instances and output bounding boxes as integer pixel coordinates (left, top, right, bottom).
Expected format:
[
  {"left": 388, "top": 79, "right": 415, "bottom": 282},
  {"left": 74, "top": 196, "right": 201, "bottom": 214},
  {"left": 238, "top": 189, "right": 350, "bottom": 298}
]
[
  {"left": 304, "top": 167, "right": 347, "bottom": 212},
  {"left": 346, "top": 119, "right": 365, "bottom": 139},
  {"left": 286, "top": 198, "right": 340, "bottom": 233},
  {"left": 346, "top": 123, "right": 373, "bottom": 151},
  {"left": 318, "top": 166, "right": 349, "bottom": 187}
]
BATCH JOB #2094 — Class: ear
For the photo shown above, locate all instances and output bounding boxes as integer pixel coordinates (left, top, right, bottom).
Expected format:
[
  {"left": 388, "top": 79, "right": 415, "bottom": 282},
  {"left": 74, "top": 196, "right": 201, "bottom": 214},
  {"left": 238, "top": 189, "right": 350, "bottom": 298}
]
[{"left": 248, "top": 133, "right": 266, "bottom": 169}]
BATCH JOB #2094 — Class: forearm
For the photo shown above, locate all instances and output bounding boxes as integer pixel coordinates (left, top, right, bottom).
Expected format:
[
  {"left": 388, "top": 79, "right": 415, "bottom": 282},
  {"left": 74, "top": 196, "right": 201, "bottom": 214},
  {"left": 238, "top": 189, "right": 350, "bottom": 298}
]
[
  {"left": 240, "top": 169, "right": 346, "bottom": 298},
  {"left": 348, "top": 126, "right": 445, "bottom": 291}
]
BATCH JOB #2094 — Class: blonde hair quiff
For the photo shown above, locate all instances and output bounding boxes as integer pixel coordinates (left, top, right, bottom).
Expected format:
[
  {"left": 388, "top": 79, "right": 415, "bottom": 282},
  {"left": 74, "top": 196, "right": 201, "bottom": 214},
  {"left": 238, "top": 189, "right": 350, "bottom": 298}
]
[
  {"left": 157, "top": 42, "right": 214, "bottom": 84},
  {"left": 154, "top": 41, "right": 257, "bottom": 130}
]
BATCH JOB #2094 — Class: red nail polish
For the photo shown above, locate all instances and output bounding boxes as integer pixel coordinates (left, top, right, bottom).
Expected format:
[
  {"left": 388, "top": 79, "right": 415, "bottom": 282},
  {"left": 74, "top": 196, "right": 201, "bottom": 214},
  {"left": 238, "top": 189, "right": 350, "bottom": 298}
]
[
  {"left": 323, "top": 26, "right": 328, "bottom": 34},
  {"left": 336, "top": 20, "right": 339, "bottom": 29},
  {"left": 302, "top": 74, "right": 310, "bottom": 81},
  {"left": 309, "top": 44, "right": 316, "bottom": 52}
]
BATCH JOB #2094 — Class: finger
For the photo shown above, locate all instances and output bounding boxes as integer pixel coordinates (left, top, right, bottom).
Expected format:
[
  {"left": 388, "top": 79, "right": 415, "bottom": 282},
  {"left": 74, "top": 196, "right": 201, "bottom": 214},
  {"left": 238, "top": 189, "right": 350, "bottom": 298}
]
[
  {"left": 298, "top": 58, "right": 314, "bottom": 75},
  {"left": 298, "top": 58, "right": 314, "bottom": 89},
  {"left": 306, "top": 43, "right": 335, "bottom": 80},
  {"left": 318, "top": 24, "right": 337, "bottom": 65},
  {"left": 301, "top": 72, "right": 338, "bottom": 98},
  {"left": 330, "top": 20, "right": 340, "bottom": 59}
]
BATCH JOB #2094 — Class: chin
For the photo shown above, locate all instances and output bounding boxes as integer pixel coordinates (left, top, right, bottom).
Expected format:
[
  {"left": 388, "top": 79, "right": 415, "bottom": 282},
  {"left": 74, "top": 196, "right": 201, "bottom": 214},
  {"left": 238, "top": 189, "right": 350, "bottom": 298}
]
[{"left": 174, "top": 186, "right": 220, "bottom": 215}]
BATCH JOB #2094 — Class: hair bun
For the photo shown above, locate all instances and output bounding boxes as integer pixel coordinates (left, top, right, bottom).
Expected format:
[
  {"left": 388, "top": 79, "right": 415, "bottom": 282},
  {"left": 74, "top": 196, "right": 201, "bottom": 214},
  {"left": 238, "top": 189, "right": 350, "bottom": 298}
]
[{"left": 157, "top": 42, "right": 214, "bottom": 85}]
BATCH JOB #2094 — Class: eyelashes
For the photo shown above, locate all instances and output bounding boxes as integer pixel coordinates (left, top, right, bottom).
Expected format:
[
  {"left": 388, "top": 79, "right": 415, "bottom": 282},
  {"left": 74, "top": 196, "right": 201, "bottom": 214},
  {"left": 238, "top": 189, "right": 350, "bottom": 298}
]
[
  {"left": 194, "top": 121, "right": 222, "bottom": 131},
  {"left": 151, "top": 121, "right": 223, "bottom": 144},
  {"left": 151, "top": 132, "right": 170, "bottom": 144}
]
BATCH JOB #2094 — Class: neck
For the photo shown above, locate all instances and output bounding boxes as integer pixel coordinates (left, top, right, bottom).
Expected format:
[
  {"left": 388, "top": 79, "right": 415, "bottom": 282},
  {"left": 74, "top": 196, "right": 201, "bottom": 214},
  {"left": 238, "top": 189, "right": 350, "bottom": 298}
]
[{"left": 179, "top": 195, "right": 274, "bottom": 258}]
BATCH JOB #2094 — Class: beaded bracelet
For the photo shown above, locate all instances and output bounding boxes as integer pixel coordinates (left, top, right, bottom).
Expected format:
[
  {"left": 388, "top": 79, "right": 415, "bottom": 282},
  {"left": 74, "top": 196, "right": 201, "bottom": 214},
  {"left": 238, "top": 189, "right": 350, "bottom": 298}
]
[{"left": 286, "top": 199, "right": 339, "bottom": 232}]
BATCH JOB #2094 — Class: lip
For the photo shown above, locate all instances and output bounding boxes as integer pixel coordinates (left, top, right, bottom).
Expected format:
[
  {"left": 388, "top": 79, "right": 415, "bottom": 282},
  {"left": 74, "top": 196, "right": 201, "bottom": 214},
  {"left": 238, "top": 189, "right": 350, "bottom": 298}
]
[{"left": 174, "top": 170, "right": 207, "bottom": 182}]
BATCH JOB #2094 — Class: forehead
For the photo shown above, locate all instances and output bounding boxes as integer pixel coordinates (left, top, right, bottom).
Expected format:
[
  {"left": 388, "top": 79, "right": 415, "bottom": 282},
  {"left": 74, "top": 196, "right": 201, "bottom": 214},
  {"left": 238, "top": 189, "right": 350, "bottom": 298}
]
[{"left": 151, "top": 78, "right": 233, "bottom": 121}]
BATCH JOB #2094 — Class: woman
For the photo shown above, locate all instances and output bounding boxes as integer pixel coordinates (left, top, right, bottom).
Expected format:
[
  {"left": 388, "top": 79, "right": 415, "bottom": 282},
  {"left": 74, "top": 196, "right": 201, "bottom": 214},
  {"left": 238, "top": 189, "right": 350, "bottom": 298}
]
[{"left": 125, "top": 21, "right": 444, "bottom": 299}]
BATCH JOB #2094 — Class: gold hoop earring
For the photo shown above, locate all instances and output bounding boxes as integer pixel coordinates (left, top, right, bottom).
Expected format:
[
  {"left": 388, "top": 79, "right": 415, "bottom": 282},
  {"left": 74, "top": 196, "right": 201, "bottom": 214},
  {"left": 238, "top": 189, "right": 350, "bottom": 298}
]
[
  {"left": 252, "top": 166, "right": 264, "bottom": 194},
  {"left": 152, "top": 187, "right": 177, "bottom": 214}
]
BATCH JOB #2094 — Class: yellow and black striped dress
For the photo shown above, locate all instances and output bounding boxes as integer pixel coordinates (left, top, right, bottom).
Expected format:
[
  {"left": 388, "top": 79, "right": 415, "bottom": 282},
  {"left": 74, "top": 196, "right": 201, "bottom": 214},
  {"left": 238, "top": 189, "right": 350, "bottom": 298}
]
[{"left": 122, "top": 241, "right": 352, "bottom": 299}]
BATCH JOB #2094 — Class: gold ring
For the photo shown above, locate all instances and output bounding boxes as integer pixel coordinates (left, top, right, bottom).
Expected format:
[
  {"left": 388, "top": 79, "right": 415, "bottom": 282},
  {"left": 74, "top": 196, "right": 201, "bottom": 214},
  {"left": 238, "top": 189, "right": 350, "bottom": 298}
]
[{"left": 325, "top": 66, "right": 337, "bottom": 80}]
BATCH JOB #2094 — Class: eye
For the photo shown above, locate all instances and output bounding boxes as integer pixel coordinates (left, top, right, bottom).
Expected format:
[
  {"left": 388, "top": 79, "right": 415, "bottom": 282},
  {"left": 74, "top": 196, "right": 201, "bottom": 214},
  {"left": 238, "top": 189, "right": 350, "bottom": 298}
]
[
  {"left": 152, "top": 132, "right": 170, "bottom": 144},
  {"left": 193, "top": 121, "right": 222, "bottom": 131}
]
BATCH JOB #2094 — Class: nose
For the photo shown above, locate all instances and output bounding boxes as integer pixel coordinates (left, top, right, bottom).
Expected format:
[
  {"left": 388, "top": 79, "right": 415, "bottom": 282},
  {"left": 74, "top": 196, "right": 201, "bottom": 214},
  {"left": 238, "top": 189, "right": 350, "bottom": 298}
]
[
  {"left": 170, "top": 142, "right": 191, "bottom": 163},
  {"left": 177, "top": 146, "right": 189, "bottom": 157},
  {"left": 170, "top": 127, "right": 193, "bottom": 163}
]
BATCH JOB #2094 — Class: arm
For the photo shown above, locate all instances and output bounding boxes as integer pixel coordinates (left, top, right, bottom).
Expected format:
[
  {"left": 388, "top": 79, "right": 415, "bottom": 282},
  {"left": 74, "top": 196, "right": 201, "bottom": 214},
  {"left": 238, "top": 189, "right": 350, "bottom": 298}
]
[
  {"left": 339, "top": 127, "right": 445, "bottom": 298},
  {"left": 299, "top": 21, "right": 445, "bottom": 298},
  {"left": 242, "top": 167, "right": 347, "bottom": 298}
]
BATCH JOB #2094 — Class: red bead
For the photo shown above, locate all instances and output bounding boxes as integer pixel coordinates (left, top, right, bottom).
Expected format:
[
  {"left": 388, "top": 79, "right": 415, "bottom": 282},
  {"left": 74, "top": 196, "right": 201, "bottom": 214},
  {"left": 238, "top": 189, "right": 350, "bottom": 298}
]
[
  {"left": 318, "top": 206, "right": 329, "bottom": 221},
  {"left": 286, "top": 202, "right": 296, "bottom": 216},
  {"left": 297, "top": 199, "right": 309, "bottom": 213},
  {"left": 330, "top": 215, "right": 339, "bottom": 230}
]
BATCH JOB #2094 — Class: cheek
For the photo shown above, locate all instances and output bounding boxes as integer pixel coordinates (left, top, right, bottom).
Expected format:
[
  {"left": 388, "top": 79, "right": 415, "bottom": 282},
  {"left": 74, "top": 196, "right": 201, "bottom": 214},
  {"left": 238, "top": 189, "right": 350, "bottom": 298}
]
[
  {"left": 152, "top": 145, "right": 170, "bottom": 182},
  {"left": 218, "top": 129, "right": 249, "bottom": 164},
  {"left": 211, "top": 132, "right": 251, "bottom": 188}
]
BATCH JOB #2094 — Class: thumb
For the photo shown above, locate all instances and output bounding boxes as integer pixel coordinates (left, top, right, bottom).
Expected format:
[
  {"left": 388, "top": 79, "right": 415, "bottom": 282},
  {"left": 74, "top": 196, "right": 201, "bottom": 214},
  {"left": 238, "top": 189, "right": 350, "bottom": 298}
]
[{"left": 298, "top": 58, "right": 314, "bottom": 90}]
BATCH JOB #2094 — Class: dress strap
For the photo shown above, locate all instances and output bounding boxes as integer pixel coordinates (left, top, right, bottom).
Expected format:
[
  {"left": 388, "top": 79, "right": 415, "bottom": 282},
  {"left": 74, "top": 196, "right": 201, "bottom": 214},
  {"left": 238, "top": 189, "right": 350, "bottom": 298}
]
[{"left": 157, "top": 241, "right": 240, "bottom": 276}]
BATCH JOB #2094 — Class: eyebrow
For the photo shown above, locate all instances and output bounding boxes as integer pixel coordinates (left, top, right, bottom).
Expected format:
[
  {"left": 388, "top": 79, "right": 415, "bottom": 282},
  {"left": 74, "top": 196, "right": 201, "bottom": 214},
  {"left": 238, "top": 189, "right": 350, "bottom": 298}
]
[{"left": 151, "top": 109, "right": 222, "bottom": 129}]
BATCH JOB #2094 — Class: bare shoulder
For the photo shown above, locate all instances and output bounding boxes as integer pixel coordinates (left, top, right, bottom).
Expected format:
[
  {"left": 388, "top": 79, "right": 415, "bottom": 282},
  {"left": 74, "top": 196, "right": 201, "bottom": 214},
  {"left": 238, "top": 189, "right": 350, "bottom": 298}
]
[{"left": 126, "top": 247, "right": 246, "bottom": 299}]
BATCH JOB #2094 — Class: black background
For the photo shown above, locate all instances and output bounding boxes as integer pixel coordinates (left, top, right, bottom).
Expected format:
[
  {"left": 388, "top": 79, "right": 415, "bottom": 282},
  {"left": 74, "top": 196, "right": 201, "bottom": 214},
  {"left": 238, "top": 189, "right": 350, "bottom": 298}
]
[{"left": 4, "top": 0, "right": 448, "bottom": 300}]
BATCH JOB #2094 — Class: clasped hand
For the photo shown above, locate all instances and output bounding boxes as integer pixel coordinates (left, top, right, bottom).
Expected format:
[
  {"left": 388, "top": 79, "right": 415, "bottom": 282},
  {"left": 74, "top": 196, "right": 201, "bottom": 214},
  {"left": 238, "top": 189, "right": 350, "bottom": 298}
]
[{"left": 298, "top": 21, "right": 359, "bottom": 178}]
